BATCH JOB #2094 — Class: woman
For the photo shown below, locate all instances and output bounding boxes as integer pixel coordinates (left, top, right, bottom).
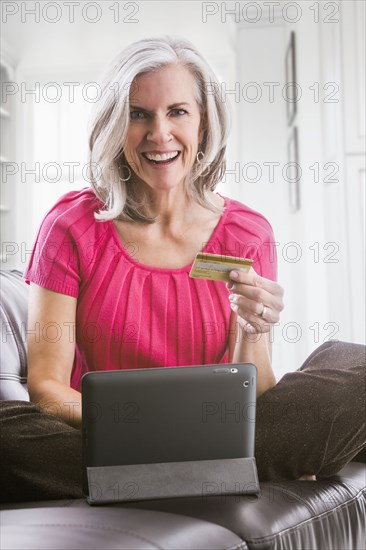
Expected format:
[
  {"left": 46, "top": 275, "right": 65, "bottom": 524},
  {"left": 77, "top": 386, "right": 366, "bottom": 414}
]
[{"left": 1, "top": 36, "right": 365, "bottom": 502}]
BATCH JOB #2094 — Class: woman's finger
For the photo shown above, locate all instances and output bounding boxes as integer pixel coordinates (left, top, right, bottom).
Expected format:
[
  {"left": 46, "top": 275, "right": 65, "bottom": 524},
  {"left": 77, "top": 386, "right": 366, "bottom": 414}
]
[
  {"left": 234, "top": 310, "right": 273, "bottom": 334},
  {"left": 226, "top": 268, "right": 284, "bottom": 334},
  {"left": 228, "top": 285, "right": 284, "bottom": 316},
  {"left": 229, "top": 293, "right": 266, "bottom": 317},
  {"left": 227, "top": 268, "right": 284, "bottom": 300},
  {"left": 230, "top": 297, "right": 280, "bottom": 325}
]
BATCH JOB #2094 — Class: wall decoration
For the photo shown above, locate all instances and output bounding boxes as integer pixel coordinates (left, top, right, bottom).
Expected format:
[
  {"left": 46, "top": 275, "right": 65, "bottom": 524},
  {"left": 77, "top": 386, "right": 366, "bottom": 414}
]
[
  {"left": 287, "top": 126, "right": 300, "bottom": 212},
  {"left": 285, "top": 31, "right": 297, "bottom": 126}
]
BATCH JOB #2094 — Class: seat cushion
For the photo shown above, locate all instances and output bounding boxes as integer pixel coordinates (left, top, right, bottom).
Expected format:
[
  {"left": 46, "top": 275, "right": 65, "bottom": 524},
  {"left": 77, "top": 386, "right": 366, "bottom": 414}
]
[
  {"left": 2, "top": 463, "right": 365, "bottom": 549},
  {"left": 0, "top": 270, "right": 29, "bottom": 400},
  {"left": 116, "top": 462, "right": 366, "bottom": 550},
  {"left": 0, "top": 506, "right": 246, "bottom": 550}
]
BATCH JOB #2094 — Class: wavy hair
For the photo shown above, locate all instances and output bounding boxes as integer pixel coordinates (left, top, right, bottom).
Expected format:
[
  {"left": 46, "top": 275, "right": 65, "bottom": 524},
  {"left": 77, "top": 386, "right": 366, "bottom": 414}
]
[{"left": 88, "top": 35, "right": 231, "bottom": 223}]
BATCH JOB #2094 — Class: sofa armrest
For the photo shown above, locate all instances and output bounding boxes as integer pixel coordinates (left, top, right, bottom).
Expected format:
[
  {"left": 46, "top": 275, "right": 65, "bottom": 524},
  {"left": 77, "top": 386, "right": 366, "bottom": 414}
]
[{"left": 1, "top": 270, "right": 30, "bottom": 401}]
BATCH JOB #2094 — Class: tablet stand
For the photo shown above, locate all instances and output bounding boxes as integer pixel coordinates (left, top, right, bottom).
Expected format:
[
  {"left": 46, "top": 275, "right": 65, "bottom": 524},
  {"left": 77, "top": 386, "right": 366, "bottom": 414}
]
[{"left": 86, "top": 457, "right": 260, "bottom": 504}]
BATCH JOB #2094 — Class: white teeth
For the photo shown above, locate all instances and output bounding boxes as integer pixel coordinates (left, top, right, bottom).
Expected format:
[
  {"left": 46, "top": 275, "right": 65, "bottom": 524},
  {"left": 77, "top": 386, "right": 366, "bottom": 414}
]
[{"left": 145, "top": 151, "right": 179, "bottom": 162}]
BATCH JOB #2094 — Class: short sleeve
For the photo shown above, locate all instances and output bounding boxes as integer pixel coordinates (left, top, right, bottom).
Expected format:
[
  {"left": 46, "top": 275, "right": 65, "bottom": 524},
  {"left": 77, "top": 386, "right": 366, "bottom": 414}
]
[
  {"left": 221, "top": 197, "right": 278, "bottom": 283},
  {"left": 249, "top": 218, "right": 278, "bottom": 282},
  {"left": 23, "top": 192, "right": 84, "bottom": 297}
]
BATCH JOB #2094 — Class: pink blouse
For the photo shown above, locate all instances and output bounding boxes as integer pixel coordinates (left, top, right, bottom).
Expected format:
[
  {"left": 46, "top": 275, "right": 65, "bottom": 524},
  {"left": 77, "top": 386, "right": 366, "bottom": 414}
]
[{"left": 24, "top": 187, "right": 277, "bottom": 391}]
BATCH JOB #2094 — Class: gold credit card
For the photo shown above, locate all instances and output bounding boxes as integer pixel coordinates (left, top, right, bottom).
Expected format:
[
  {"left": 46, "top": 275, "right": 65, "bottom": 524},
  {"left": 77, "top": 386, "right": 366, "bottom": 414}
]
[{"left": 189, "top": 252, "right": 253, "bottom": 282}]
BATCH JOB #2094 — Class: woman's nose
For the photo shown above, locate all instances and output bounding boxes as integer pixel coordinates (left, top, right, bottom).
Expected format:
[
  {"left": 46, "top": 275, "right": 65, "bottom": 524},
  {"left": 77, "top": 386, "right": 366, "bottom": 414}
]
[{"left": 146, "top": 116, "right": 172, "bottom": 143}]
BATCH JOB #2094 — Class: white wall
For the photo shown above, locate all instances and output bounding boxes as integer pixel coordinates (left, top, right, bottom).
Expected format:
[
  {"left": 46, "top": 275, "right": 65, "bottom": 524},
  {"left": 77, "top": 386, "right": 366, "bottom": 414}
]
[
  {"left": 289, "top": 0, "right": 365, "bottom": 349},
  {"left": 234, "top": 1, "right": 365, "bottom": 378},
  {"left": 338, "top": 0, "right": 366, "bottom": 344},
  {"left": 235, "top": 21, "right": 300, "bottom": 376}
]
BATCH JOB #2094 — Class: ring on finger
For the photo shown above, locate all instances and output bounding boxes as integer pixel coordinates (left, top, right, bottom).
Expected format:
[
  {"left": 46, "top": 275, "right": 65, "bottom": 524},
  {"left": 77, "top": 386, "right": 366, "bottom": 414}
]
[{"left": 260, "top": 304, "right": 268, "bottom": 320}]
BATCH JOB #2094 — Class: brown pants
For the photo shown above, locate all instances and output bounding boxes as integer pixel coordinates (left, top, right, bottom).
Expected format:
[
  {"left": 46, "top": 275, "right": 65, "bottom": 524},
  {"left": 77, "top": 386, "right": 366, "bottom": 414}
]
[{"left": 1, "top": 340, "right": 365, "bottom": 502}]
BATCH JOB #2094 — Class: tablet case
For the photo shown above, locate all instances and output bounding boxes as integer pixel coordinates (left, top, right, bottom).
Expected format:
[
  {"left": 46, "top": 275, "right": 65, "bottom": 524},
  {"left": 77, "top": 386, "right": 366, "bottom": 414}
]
[{"left": 82, "top": 363, "right": 260, "bottom": 504}]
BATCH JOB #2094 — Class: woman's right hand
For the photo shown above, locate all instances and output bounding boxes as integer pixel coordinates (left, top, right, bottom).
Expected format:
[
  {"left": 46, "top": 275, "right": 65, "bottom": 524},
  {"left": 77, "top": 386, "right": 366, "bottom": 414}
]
[{"left": 27, "top": 283, "right": 82, "bottom": 428}]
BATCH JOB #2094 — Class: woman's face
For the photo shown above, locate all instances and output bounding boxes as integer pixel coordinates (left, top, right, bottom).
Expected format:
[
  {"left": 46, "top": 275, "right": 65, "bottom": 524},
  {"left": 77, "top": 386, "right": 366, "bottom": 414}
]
[{"left": 123, "top": 64, "right": 204, "bottom": 192}]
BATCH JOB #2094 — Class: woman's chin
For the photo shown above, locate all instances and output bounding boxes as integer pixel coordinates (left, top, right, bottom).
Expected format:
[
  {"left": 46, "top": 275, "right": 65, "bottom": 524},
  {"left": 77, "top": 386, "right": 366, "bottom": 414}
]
[{"left": 140, "top": 175, "right": 188, "bottom": 192}]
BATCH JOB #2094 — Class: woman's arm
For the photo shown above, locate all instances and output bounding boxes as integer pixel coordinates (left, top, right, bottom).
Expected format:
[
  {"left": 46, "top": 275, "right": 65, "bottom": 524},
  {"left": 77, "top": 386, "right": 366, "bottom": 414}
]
[
  {"left": 228, "top": 312, "right": 276, "bottom": 396},
  {"left": 227, "top": 268, "right": 284, "bottom": 397},
  {"left": 27, "top": 283, "right": 82, "bottom": 429}
]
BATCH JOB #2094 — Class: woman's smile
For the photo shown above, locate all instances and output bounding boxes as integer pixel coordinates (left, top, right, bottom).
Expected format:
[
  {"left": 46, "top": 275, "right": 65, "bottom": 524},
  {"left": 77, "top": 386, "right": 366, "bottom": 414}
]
[{"left": 141, "top": 150, "right": 181, "bottom": 168}]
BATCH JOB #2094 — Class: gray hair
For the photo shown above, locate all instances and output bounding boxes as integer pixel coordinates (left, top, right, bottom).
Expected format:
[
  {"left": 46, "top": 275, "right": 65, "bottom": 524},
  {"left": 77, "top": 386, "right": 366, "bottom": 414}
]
[{"left": 88, "top": 35, "right": 231, "bottom": 223}]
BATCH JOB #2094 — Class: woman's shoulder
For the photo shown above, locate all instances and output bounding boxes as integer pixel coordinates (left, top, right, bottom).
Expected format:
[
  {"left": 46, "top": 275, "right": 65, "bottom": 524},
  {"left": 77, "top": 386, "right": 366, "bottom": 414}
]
[
  {"left": 220, "top": 194, "right": 275, "bottom": 240},
  {"left": 47, "top": 186, "right": 101, "bottom": 218},
  {"left": 41, "top": 186, "right": 104, "bottom": 237}
]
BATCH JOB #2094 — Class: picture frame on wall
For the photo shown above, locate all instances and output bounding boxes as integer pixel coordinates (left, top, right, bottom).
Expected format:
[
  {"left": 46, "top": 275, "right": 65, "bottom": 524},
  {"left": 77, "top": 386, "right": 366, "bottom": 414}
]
[
  {"left": 285, "top": 31, "right": 297, "bottom": 126},
  {"left": 287, "top": 126, "right": 300, "bottom": 212}
]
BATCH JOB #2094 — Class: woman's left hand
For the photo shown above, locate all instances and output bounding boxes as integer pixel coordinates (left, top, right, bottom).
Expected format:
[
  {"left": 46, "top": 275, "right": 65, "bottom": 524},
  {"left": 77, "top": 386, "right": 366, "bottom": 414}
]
[{"left": 226, "top": 267, "right": 284, "bottom": 334}]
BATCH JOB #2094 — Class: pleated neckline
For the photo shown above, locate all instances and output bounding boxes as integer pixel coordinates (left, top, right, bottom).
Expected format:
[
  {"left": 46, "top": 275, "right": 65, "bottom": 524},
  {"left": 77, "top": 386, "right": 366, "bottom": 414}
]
[{"left": 109, "top": 193, "right": 229, "bottom": 274}]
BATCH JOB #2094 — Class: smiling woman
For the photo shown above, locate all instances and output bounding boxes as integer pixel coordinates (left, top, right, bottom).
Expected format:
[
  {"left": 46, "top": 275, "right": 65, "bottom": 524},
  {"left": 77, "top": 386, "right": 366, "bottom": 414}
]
[
  {"left": 88, "top": 36, "right": 229, "bottom": 223},
  {"left": 1, "top": 35, "right": 365, "bottom": 503}
]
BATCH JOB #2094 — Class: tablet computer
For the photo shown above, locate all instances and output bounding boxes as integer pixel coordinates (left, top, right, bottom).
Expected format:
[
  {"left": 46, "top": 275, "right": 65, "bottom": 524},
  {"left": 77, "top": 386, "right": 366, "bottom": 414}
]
[{"left": 82, "top": 363, "right": 257, "bottom": 500}]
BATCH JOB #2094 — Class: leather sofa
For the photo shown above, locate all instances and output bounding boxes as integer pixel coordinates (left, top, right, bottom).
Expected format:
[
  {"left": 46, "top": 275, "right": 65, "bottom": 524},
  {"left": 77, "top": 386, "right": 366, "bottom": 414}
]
[{"left": 1, "top": 269, "right": 365, "bottom": 550}]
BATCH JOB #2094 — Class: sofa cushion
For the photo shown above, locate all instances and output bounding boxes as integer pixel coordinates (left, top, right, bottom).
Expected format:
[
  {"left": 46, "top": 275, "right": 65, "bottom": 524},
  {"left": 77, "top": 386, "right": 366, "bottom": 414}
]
[
  {"left": 0, "top": 506, "right": 247, "bottom": 550},
  {"left": 2, "top": 462, "right": 365, "bottom": 549},
  {"left": 114, "top": 462, "right": 366, "bottom": 550},
  {"left": 0, "top": 270, "right": 29, "bottom": 400}
]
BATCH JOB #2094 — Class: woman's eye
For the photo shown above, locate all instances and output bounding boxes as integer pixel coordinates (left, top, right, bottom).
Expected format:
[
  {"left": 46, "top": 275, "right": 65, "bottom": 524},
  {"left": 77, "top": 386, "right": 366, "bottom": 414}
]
[
  {"left": 130, "top": 111, "right": 145, "bottom": 120},
  {"left": 171, "top": 109, "right": 187, "bottom": 116},
  {"left": 130, "top": 109, "right": 186, "bottom": 120}
]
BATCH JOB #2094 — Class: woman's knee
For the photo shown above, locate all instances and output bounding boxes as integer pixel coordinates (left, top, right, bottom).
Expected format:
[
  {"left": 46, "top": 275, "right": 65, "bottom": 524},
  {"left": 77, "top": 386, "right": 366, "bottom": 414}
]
[
  {"left": 0, "top": 400, "right": 83, "bottom": 502},
  {"left": 300, "top": 340, "right": 366, "bottom": 373}
]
